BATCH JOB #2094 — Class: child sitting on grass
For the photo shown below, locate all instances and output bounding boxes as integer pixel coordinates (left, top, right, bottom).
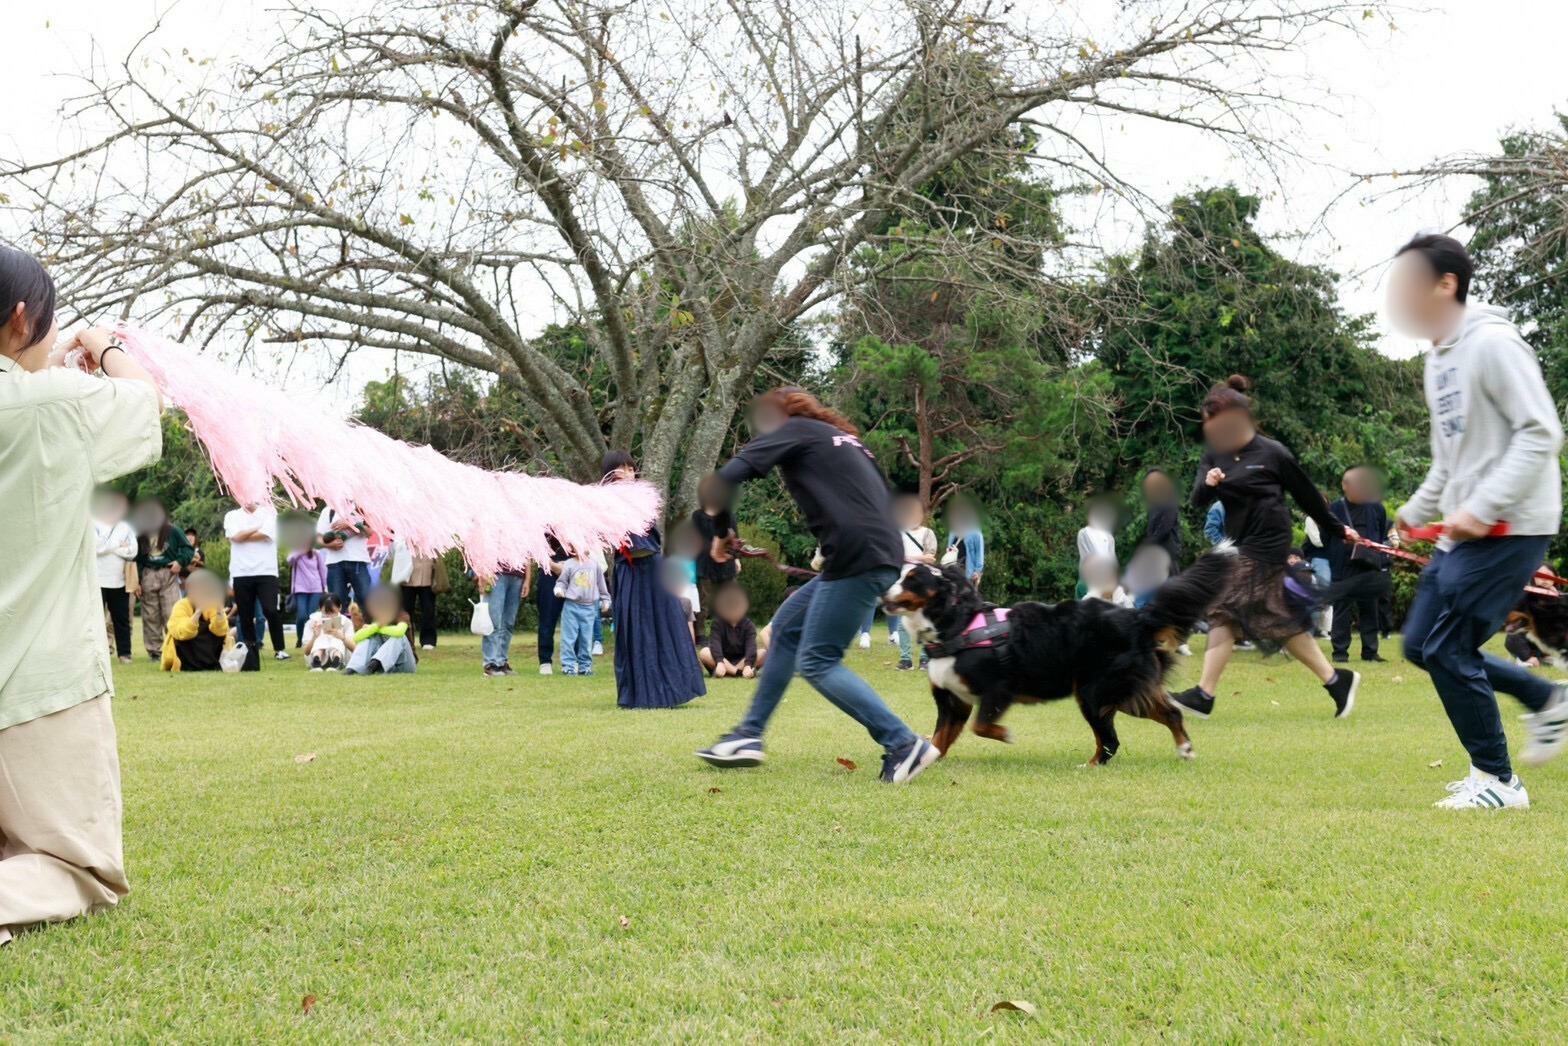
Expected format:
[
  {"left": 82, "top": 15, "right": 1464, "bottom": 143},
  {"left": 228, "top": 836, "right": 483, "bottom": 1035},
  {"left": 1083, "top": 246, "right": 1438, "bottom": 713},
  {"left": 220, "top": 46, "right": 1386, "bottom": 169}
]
[
  {"left": 344, "top": 587, "right": 417, "bottom": 675},
  {"left": 1079, "top": 554, "right": 1134, "bottom": 608},
  {"left": 301, "top": 594, "right": 356, "bottom": 672},
  {"left": 698, "top": 583, "right": 765, "bottom": 678},
  {"left": 161, "top": 569, "right": 232, "bottom": 672},
  {"left": 553, "top": 550, "right": 611, "bottom": 676}
]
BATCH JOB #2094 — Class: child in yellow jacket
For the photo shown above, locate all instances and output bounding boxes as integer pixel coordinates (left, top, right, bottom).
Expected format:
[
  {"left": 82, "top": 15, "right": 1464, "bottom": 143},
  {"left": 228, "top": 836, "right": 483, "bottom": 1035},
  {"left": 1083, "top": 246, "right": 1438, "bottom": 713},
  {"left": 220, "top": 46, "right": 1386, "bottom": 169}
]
[{"left": 161, "top": 570, "right": 232, "bottom": 672}]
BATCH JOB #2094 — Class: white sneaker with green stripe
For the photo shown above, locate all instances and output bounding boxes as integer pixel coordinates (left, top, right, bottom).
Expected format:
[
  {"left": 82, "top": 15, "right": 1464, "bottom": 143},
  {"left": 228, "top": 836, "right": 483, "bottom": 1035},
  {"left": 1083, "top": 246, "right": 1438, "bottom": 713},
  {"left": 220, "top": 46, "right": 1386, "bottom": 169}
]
[
  {"left": 1520, "top": 684, "right": 1568, "bottom": 767},
  {"left": 1434, "top": 766, "right": 1529, "bottom": 810}
]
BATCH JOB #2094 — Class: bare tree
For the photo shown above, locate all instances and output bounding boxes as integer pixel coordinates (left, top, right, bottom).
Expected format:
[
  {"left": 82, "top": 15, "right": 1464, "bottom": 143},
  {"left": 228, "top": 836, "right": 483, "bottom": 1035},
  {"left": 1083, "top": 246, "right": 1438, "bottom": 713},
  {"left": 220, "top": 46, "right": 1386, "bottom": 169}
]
[{"left": 5, "top": 0, "right": 1377, "bottom": 505}]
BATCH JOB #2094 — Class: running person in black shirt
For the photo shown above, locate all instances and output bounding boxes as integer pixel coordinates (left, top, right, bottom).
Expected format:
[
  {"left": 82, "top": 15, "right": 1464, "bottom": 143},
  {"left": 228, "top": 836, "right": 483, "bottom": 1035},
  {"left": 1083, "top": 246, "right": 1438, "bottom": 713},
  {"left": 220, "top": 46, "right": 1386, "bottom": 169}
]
[
  {"left": 1170, "top": 376, "right": 1363, "bottom": 720},
  {"left": 696, "top": 387, "right": 939, "bottom": 784}
]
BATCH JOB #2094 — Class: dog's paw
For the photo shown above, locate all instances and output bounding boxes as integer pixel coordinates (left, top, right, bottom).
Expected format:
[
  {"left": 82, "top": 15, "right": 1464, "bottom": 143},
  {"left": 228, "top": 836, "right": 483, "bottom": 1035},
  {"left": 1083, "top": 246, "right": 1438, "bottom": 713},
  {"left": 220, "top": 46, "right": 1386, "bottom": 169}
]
[{"left": 1176, "top": 742, "right": 1196, "bottom": 761}]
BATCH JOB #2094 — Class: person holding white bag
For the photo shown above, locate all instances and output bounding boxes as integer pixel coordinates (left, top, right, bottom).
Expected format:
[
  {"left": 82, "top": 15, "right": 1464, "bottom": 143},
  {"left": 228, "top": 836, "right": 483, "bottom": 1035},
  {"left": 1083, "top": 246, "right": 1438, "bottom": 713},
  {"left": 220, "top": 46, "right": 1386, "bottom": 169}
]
[{"left": 479, "top": 564, "right": 527, "bottom": 677}]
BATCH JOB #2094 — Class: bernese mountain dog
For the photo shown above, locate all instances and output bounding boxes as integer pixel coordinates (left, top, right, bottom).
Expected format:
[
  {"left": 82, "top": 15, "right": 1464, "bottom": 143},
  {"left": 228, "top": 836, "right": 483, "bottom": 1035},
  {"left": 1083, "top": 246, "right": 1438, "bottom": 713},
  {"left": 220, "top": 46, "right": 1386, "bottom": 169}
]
[
  {"left": 883, "top": 547, "right": 1236, "bottom": 765},
  {"left": 1507, "top": 591, "right": 1568, "bottom": 665}
]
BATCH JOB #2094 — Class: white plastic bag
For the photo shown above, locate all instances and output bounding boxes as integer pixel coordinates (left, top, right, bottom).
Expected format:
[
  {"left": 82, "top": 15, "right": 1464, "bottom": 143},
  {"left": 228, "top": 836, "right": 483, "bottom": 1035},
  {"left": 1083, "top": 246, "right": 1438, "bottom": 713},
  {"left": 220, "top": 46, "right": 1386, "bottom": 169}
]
[
  {"left": 469, "top": 598, "right": 494, "bottom": 636},
  {"left": 220, "top": 642, "right": 248, "bottom": 673},
  {"left": 390, "top": 539, "right": 414, "bottom": 586}
]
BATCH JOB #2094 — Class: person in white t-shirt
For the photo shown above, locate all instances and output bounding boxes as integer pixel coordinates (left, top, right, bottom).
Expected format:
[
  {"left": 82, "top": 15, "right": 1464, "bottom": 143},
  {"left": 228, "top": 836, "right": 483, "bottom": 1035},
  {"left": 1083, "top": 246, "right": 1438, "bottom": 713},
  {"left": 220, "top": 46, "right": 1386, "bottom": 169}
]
[
  {"left": 891, "top": 493, "right": 938, "bottom": 670},
  {"left": 225, "top": 499, "right": 289, "bottom": 669},
  {"left": 315, "top": 506, "right": 373, "bottom": 613},
  {"left": 301, "top": 594, "right": 356, "bottom": 671},
  {"left": 92, "top": 488, "right": 138, "bottom": 663}
]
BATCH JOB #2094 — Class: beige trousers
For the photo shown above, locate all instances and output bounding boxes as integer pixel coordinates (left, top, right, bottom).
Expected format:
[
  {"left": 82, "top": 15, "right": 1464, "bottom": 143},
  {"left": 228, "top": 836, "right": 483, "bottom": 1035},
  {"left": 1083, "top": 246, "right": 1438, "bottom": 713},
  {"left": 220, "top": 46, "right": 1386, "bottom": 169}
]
[
  {"left": 140, "top": 566, "right": 181, "bottom": 658},
  {"left": 0, "top": 696, "right": 127, "bottom": 944}
]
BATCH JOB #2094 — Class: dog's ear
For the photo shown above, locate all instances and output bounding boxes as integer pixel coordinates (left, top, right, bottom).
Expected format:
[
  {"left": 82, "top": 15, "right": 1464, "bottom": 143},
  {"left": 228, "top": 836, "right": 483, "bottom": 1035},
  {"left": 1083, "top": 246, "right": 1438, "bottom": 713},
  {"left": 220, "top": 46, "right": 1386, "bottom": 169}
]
[{"left": 939, "top": 562, "right": 970, "bottom": 586}]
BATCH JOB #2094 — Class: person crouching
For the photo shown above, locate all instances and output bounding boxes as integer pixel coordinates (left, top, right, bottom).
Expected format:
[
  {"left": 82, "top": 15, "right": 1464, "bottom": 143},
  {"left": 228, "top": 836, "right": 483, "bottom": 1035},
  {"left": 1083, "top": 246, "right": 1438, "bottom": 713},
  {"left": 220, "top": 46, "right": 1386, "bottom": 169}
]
[
  {"left": 698, "top": 583, "right": 765, "bottom": 679},
  {"left": 345, "top": 587, "right": 417, "bottom": 675},
  {"left": 160, "top": 570, "right": 232, "bottom": 672},
  {"left": 302, "top": 594, "right": 356, "bottom": 672}
]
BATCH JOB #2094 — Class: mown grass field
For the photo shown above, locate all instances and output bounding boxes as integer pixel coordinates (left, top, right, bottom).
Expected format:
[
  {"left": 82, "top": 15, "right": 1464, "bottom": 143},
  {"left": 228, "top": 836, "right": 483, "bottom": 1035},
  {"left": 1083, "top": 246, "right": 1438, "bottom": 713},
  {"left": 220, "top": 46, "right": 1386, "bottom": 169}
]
[{"left": 4, "top": 630, "right": 1567, "bottom": 1041}]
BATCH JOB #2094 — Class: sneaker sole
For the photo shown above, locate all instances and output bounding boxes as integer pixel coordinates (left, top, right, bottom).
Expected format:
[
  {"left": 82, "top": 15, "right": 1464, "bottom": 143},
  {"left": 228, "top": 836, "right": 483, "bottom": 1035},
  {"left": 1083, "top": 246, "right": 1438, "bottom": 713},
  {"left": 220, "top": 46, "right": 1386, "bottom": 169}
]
[
  {"left": 1335, "top": 673, "right": 1360, "bottom": 720},
  {"left": 1168, "top": 695, "right": 1211, "bottom": 720},
  {"left": 889, "top": 740, "right": 940, "bottom": 784},
  {"left": 695, "top": 750, "right": 765, "bottom": 768}
]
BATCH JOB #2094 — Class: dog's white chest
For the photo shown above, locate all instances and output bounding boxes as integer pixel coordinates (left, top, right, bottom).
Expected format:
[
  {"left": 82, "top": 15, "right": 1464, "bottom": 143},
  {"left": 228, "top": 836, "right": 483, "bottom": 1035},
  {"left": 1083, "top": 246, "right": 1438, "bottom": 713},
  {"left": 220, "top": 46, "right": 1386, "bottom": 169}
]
[{"left": 926, "top": 656, "right": 975, "bottom": 701}]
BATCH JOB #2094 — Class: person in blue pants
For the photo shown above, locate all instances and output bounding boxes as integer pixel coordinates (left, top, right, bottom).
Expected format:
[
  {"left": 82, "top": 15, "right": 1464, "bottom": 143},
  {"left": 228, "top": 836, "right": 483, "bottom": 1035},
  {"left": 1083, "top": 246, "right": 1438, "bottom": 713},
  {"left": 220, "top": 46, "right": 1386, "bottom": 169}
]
[
  {"left": 696, "top": 387, "right": 938, "bottom": 785},
  {"left": 482, "top": 567, "right": 525, "bottom": 677},
  {"left": 1388, "top": 233, "right": 1568, "bottom": 809}
]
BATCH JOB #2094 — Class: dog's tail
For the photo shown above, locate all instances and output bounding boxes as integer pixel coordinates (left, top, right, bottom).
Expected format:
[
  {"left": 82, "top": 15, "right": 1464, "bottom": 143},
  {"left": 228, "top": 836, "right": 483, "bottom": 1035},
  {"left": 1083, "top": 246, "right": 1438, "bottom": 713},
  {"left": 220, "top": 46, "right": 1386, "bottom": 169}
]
[{"left": 1139, "top": 541, "right": 1238, "bottom": 651}]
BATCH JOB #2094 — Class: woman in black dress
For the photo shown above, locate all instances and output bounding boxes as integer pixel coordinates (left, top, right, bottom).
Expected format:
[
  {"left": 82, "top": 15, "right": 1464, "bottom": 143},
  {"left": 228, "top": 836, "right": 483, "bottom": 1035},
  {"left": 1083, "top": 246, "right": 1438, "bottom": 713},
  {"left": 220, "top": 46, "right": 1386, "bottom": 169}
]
[
  {"left": 1169, "top": 376, "right": 1362, "bottom": 720},
  {"left": 604, "top": 451, "right": 706, "bottom": 709}
]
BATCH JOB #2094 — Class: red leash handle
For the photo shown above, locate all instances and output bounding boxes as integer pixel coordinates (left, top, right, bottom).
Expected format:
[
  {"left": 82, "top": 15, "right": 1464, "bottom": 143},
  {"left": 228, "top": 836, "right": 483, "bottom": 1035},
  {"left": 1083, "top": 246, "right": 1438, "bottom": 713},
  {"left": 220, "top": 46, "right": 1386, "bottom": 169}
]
[
  {"left": 1355, "top": 532, "right": 1566, "bottom": 597},
  {"left": 1400, "top": 520, "right": 1512, "bottom": 542}
]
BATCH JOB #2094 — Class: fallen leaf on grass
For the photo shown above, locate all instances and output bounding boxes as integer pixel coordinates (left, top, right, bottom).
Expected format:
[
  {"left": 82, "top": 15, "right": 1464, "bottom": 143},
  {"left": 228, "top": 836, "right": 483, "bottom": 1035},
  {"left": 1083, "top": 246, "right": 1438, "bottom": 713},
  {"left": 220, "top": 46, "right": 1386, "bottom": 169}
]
[
  {"left": 1391, "top": 675, "right": 1404, "bottom": 685},
  {"left": 990, "top": 1000, "right": 1036, "bottom": 1016},
  {"left": 301, "top": 995, "right": 317, "bottom": 1016},
  {"left": 835, "top": 757, "right": 858, "bottom": 771},
  {"left": 1428, "top": 759, "right": 1443, "bottom": 768},
  {"left": 294, "top": 752, "right": 317, "bottom": 765},
  {"left": 1270, "top": 700, "right": 1280, "bottom": 706},
  {"left": 707, "top": 786, "right": 722, "bottom": 794},
  {"left": 618, "top": 915, "right": 631, "bottom": 930}
]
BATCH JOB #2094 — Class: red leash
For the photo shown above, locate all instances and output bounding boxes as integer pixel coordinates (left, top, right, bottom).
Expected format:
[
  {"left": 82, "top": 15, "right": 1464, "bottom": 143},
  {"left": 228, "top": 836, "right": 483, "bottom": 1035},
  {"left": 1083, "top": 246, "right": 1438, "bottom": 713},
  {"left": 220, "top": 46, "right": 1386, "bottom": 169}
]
[{"left": 1355, "top": 521, "right": 1565, "bottom": 597}]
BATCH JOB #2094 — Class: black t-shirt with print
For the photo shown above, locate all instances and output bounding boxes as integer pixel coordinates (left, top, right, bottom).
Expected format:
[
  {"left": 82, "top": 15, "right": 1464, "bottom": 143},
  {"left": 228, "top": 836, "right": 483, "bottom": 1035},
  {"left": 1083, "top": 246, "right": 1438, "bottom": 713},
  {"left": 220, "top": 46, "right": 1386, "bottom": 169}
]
[
  {"left": 1190, "top": 434, "right": 1344, "bottom": 565},
  {"left": 717, "top": 416, "right": 902, "bottom": 579}
]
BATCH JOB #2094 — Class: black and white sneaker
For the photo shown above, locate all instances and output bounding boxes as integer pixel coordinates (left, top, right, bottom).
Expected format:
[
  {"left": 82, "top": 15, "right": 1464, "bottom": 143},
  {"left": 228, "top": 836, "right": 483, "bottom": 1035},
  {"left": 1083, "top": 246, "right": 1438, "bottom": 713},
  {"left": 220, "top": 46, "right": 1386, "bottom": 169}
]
[
  {"left": 696, "top": 732, "right": 766, "bottom": 768},
  {"left": 1520, "top": 683, "right": 1568, "bottom": 767},
  {"left": 895, "top": 659, "right": 914, "bottom": 671},
  {"left": 1168, "top": 686, "right": 1214, "bottom": 719},
  {"left": 880, "top": 737, "right": 939, "bottom": 784},
  {"left": 1325, "top": 670, "right": 1359, "bottom": 719}
]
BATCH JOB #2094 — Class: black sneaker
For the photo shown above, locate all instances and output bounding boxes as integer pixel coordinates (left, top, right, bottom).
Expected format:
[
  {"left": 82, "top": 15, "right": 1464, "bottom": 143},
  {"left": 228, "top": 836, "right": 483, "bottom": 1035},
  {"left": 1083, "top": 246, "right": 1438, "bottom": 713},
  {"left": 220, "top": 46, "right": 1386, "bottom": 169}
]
[
  {"left": 1361, "top": 653, "right": 1387, "bottom": 663},
  {"left": 696, "top": 732, "right": 766, "bottom": 768},
  {"left": 1169, "top": 686, "right": 1214, "bottom": 719},
  {"left": 895, "top": 659, "right": 914, "bottom": 671},
  {"left": 1325, "top": 670, "right": 1359, "bottom": 719},
  {"left": 1331, "top": 653, "right": 1350, "bottom": 664},
  {"left": 880, "top": 737, "right": 939, "bottom": 784}
]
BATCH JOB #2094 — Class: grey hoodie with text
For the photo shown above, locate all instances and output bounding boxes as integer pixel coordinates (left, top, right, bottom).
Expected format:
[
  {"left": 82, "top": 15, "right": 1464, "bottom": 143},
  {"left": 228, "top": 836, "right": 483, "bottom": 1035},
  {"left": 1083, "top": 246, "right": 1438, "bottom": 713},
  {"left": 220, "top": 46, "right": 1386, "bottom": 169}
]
[{"left": 1398, "top": 303, "right": 1563, "bottom": 548}]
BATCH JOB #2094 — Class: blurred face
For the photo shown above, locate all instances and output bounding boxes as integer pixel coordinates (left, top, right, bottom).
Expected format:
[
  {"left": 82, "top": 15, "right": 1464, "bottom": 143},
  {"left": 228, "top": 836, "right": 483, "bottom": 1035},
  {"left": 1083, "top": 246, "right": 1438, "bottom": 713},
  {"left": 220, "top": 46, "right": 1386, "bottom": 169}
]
[
  {"left": 1387, "top": 250, "right": 1459, "bottom": 340},
  {"left": 1142, "top": 472, "right": 1174, "bottom": 504},
  {"left": 716, "top": 588, "right": 749, "bottom": 624},
  {"left": 1202, "top": 409, "right": 1254, "bottom": 455},
  {"left": 1082, "top": 555, "right": 1118, "bottom": 591},
  {"left": 130, "top": 500, "right": 167, "bottom": 536},
  {"left": 895, "top": 496, "right": 924, "bottom": 529},
  {"left": 92, "top": 489, "right": 128, "bottom": 524},
  {"left": 187, "top": 572, "right": 225, "bottom": 613},
  {"left": 1087, "top": 505, "right": 1116, "bottom": 532},
  {"left": 280, "top": 515, "right": 316, "bottom": 553},
  {"left": 367, "top": 588, "right": 400, "bottom": 624},
  {"left": 749, "top": 402, "right": 787, "bottom": 436}
]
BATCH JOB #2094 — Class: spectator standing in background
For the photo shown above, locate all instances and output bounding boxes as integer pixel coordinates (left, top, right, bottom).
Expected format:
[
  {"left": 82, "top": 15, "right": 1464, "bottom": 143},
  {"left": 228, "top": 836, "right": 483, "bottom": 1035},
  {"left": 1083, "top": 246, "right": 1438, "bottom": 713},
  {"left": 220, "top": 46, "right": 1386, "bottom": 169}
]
[
  {"left": 690, "top": 475, "right": 739, "bottom": 643},
  {"left": 1141, "top": 470, "right": 1184, "bottom": 573},
  {"left": 1327, "top": 467, "right": 1393, "bottom": 664},
  {"left": 287, "top": 543, "right": 328, "bottom": 647},
  {"left": 225, "top": 499, "right": 290, "bottom": 669},
  {"left": 393, "top": 541, "right": 445, "bottom": 651},
  {"left": 316, "top": 506, "right": 373, "bottom": 612},
  {"left": 133, "top": 497, "right": 194, "bottom": 661},
  {"left": 482, "top": 565, "right": 527, "bottom": 678},
  {"left": 525, "top": 535, "right": 573, "bottom": 674},
  {"left": 184, "top": 527, "right": 205, "bottom": 575},
  {"left": 944, "top": 496, "right": 986, "bottom": 591},
  {"left": 92, "top": 489, "right": 138, "bottom": 665},
  {"left": 553, "top": 551, "right": 611, "bottom": 676}
]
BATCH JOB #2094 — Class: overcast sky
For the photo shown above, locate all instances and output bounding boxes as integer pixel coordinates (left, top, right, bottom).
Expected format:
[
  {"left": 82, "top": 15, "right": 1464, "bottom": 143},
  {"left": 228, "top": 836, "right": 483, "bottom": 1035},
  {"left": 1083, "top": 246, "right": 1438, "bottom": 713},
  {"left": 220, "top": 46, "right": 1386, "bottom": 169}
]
[{"left": 4, "top": 0, "right": 1566, "bottom": 403}]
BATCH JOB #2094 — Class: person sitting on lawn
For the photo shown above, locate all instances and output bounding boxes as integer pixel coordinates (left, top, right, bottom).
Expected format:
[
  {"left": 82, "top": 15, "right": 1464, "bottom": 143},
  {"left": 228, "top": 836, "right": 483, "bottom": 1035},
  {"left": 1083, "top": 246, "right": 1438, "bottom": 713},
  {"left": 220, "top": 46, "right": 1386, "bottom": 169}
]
[
  {"left": 553, "top": 550, "right": 611, "bottom": 676},
  {"left": 301, "top": 594, "right": 356, "bottom": 672},
  {"left": 161, "top": 570, "right": 232, "bottom": 672},
  {"left": 699, "top": 583, "right": 765, "bottom": 678},
  {"left": 345, "top": 587, "right": 417, "bottom": 675},
  {"left": 1079, "top": 553, "right": 1134, "bottom": 608}
]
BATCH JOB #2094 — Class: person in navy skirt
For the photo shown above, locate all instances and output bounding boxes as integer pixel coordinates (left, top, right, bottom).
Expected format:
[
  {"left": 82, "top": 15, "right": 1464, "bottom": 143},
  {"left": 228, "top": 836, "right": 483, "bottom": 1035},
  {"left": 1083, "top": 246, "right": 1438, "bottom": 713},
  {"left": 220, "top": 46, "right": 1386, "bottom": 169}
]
[{"left": 603, "top": 450, "right": 706, "bottom": 709}]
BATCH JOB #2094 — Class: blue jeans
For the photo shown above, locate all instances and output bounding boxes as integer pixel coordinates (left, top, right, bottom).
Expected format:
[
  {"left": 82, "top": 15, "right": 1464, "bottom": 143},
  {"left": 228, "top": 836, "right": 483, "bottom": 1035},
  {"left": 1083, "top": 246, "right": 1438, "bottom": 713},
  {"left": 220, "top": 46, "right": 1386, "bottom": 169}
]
[
  {"left": 737, "top": 568, "right": 916, "bottom": 752},
  {"left": 293, "top": 592, "right": 323, "bottom": 645},
  {"left": 483, "top": 574, "right": 522, "bottom": 668},
  {"left": 327, "top": 560, "right": 373, "bottom": 611},
  {"left": 347, "top": 633, "right": 417, "bottom": 674},
  {"left": 891, "top": 615, "right": 917, "bottom": 663},
  {"left": 1403, "top": 536, "right": 1555, "bottom": 779},
  {"left": 560, "top": 601, "right": 598, "bottom": 674}
]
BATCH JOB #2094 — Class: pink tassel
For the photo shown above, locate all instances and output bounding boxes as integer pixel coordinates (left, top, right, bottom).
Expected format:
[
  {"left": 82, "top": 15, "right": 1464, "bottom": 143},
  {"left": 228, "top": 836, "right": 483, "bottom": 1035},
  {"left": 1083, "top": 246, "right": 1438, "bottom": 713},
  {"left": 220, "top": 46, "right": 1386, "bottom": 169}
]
[{"left": 113, "top": 326, "right": 662, "bottom": 574}]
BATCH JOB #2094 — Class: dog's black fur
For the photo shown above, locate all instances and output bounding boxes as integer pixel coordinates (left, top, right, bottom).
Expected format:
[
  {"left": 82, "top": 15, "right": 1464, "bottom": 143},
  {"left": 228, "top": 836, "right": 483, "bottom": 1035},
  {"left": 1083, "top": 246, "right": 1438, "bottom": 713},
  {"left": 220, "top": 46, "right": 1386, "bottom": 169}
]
[
  {"left": 884, "top": 547, "right": 1236, "bottom": 765},
  {"left": 1508, "top": 592, "right": 1568, "bottom": 664}
]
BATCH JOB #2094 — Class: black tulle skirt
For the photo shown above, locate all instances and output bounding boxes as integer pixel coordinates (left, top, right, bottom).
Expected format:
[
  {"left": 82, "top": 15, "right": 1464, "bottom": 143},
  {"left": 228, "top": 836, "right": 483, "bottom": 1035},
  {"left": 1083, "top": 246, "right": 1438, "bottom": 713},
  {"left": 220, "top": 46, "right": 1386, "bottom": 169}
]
[{"left": 612, "top": 554, "right": 706, "bottom": 709}]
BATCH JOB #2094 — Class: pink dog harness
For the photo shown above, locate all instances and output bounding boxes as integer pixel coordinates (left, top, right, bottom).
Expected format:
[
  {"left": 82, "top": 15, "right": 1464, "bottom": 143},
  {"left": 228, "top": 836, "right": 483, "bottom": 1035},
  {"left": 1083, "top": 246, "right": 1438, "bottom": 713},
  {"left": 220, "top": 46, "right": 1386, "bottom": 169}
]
[{"left": 925, "top": 606, "right": 1012, "bottom": 659}]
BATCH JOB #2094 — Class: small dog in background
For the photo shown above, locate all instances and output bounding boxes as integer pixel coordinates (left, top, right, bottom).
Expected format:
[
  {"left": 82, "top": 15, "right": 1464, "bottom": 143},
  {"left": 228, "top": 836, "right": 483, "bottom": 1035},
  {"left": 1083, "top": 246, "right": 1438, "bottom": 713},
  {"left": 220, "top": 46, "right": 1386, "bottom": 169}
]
[{"left": 884, "top": 547, "right": 1236, "bottom": 766}]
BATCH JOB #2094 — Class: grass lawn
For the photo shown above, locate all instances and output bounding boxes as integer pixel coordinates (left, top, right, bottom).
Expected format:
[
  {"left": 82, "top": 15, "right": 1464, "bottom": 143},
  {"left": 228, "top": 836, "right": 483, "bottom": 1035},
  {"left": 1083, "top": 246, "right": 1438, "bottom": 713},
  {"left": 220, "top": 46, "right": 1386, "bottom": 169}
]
[{"left": 4, "top": 629, "right": 1568, "bottom": 1041}]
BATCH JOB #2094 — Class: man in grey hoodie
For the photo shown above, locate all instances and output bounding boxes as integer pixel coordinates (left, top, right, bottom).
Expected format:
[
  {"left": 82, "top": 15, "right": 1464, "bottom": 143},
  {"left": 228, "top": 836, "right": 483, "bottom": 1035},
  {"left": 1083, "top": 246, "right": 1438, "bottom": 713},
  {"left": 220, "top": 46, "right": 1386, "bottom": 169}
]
[{"left": 1389, "top": 234, "right": 1568, "bottom": 810}]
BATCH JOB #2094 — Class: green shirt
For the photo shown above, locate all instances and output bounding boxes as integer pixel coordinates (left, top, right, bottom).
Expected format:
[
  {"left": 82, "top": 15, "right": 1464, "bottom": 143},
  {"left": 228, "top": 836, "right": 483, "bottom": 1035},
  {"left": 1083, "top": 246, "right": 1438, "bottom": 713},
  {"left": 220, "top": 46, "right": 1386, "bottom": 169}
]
[{"left": 0, "top": 356, "right": 162, "bottom": 731}]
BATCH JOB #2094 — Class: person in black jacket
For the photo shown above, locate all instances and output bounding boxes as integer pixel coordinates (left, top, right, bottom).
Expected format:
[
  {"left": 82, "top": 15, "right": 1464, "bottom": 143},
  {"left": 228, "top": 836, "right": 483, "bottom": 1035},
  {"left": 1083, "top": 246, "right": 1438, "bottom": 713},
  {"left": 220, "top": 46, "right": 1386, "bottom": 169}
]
[
  {"left": 1327, "top": 467, "right": 1393, "bottom": 664},
  {"left": 1170, "top": 375, "right": 1362, "bottom": 721},
  {"left": 696, "top": 387, "right": 939, "bottom": 785},
  {"left": 698, "top": 584, "right": 766, "bottom": 678},
  {"left": 1141, "top": 468, "right": 1184, "bottom": 570}
]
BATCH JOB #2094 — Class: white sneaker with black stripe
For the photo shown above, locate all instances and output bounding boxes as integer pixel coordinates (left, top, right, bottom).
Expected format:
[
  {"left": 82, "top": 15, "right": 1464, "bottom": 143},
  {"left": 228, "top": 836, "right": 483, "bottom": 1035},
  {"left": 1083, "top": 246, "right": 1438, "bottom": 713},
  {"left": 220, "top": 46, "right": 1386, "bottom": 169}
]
[
  {"left": 1520, "top": 683, "right": 1568, "bottom": 767},
  {"left": 1434, "top": 766, "right": 1529, "bottom": 810}
]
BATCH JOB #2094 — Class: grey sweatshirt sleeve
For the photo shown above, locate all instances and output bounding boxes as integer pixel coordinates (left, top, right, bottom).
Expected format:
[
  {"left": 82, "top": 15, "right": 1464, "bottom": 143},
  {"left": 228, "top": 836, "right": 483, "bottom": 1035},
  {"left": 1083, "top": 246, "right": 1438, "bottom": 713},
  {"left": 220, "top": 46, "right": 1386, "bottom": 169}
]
[{"left": 1461, "top": 334, "right": 1564, "bottom": 525}]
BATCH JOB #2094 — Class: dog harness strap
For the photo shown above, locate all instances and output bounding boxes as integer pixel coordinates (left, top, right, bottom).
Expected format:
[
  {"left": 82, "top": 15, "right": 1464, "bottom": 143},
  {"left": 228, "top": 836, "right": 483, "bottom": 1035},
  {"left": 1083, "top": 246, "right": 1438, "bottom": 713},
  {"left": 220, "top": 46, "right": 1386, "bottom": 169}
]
[{"left": 925, "top": 606, "right": 1012, "bottom": 658}]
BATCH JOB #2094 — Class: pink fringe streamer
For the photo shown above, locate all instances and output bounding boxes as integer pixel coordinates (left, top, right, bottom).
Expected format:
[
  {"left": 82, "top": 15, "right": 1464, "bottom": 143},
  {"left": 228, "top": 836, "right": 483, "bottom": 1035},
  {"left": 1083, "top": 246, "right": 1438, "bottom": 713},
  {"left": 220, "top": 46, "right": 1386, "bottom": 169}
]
[{"left": 114, "top": 326, "right": 662, "bottom": 575}]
